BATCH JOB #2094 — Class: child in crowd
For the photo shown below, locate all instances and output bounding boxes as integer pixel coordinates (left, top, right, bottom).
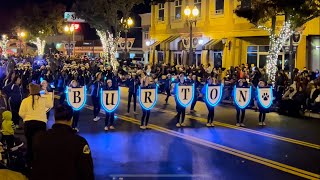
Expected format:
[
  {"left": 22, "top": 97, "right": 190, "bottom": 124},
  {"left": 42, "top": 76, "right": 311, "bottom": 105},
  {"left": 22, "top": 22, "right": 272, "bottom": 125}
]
[{"left": 1, "top": 111, "right": 15, "bottom": 149}]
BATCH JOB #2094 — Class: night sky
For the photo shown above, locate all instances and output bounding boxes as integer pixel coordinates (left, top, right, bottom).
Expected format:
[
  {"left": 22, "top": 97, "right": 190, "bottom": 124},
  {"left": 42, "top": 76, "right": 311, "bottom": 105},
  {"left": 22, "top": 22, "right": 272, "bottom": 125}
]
[{"left": 0, "top": 0, "right": 151, "bottom": 40}]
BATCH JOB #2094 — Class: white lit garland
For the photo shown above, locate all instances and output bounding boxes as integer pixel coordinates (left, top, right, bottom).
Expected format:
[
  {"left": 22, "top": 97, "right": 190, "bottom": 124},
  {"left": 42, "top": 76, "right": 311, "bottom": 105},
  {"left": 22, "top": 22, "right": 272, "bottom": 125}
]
[
  {"left": 263, "top": 20, "right": 294, "bottom": 82},
  {"left": 0, "top": 36, "right": 9, "bottom": 58},
  {"left": 31, "top": 37, "right": 46, "bottom": 56},
  {"left": 96, "top": 30, "right": 119, "bottom": 69},
  {"left": 96, "top": 30, "right": 108, "bottom": 59}
]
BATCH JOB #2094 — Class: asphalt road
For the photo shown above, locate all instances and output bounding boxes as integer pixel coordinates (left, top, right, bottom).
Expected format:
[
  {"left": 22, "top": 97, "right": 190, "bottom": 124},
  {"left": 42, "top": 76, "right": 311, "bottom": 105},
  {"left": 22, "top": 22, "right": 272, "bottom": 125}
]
[{"left": 44, "top": 87, "right": 320, "bottom": 180}]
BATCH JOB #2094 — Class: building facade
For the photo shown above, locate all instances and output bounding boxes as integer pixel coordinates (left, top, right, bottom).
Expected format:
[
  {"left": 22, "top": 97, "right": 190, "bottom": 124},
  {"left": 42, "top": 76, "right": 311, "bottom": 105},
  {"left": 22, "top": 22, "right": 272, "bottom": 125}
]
[{"left": 149, "top": 0, "right": 320, "bottom": 71}]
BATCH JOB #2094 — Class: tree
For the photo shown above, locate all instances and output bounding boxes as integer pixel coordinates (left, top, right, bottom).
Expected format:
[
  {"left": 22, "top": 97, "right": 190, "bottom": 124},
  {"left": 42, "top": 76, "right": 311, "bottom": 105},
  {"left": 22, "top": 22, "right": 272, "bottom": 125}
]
[
  {"left": 73, "top": 0, "right": 143, "bottom": 67},
  {"left": 235, "top": 0, "right": 320, "bottom": 82},
  {"left": 15, "top": 1, "right": 65, "bottom": 57}
]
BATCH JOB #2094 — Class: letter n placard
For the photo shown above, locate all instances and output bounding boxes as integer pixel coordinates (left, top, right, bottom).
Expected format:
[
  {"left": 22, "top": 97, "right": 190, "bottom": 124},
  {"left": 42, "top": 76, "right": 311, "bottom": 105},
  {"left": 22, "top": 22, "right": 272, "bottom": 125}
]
[
  {"left": 66, "top": 86, "right": 87, "bottom": 110},
  {"left": 138, "top": 86, "right": 158, "bottom": 110},
  {"left": 234, "top": 86, "right": 252, "bottom": 109}
]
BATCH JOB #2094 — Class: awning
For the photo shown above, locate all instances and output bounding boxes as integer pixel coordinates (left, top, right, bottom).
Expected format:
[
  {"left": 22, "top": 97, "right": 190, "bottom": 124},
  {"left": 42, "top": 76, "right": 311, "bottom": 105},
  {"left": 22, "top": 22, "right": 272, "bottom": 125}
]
[
  {"left": 203, "top": 39, "right": 223, "bottom": 50},
  {"left": 160, "top": 35, "right": 180, "bottom": 50}
]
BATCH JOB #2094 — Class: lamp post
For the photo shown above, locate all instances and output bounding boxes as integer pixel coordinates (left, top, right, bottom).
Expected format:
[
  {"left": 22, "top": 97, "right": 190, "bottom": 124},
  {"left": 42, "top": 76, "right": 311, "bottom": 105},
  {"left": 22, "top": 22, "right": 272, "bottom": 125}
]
[
  {"left": 145, "top": 40, "right": 152, "bottom": 64},
  {"left": 18, "top": 31, "right": 26, "bottom": 57},
  {"left": 121, "top": 17, "right": 133, "bottom": 60},
  {"left": 64, "top": 25, "right": 75, "bottom": 58},
  {"left": 184, "top": 6, "right": 199, "bottom": 65}
]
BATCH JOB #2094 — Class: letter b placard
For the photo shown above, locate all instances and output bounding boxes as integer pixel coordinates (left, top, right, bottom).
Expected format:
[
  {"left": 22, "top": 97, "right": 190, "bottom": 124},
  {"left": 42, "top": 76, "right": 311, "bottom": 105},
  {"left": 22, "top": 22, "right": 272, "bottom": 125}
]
[{"left": 66, "top": 86, "right": 87, "bottom": 110}]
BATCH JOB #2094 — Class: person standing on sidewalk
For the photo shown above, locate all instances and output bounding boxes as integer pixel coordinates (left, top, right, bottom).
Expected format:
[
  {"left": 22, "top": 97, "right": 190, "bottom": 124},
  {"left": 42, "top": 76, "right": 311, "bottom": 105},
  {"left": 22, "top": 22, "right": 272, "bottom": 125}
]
[
  {"left": 91, "top": 72, "right": 102, "bottom": 122},
  {"left": 19, "top": 83, "right": 53, "bottom": 167}
]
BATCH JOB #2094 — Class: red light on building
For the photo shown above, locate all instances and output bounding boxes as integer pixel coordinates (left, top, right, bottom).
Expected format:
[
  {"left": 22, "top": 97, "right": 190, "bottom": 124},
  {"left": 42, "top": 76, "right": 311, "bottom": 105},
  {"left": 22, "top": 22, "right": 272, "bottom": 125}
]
[{"left": 72, "top": 24, "right": 80, "bottom": 30}]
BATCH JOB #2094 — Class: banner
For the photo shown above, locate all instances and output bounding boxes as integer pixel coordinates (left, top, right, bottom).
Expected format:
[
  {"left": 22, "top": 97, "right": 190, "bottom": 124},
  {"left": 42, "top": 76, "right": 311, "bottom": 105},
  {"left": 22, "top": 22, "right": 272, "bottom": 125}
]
[
  {"left": 66, "top": 86, "right": 87, "bottom": 110},
  {"left": 100, "top": 89, "right": 120, "bottom": 112},
  {"left": 176, "top": 84, "right": 194, "bottom": 107},
  {"left": 257, "top": 87, "right": 273, "bottom": 109},
  {"left": 138, "top": 86, "right": 158, "bottom": 110},
  {"left": 205, "top": 84, "right": 223, "bottom": 107},
  {"left": 234, "top": 86, "right": 252, "bottom": 109}
]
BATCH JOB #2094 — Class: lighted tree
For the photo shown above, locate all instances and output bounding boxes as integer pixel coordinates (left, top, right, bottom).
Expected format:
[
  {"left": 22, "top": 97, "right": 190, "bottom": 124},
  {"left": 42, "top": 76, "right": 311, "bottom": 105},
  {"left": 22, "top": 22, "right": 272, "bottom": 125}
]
[
  {"left": 235, "top": 0, "right": 320, "bottom": 82},
  {"left": 73, "top": 0, "right": 143, "bottom": 66},
  {"left": 0, "top": 35, "right": 9, "bottom": 58},
  {"left": 15, "top": 1, "right": 65, "bottom": 57}
]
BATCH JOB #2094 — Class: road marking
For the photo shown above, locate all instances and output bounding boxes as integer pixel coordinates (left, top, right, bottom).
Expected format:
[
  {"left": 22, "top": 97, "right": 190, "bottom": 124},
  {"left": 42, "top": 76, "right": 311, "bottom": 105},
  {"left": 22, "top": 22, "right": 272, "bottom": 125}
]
[
  {"left": 56, "top": 94, "right": 320, "bottom": 149},
  {"left": 84, "top": 105, "right": 320, "bottom": 179},
  {"left": 119, "top": 98, "right": 320, "bottom": 150}
]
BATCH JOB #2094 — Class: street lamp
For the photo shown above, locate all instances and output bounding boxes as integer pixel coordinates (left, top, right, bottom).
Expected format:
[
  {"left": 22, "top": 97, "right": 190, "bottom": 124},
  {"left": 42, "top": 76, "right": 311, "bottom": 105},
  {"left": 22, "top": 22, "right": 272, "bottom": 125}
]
[
  {"left": 184, "top": 6, "right": 199, "bottom": 65},
  {"left": 18, "top": 31, "right": 26, "bottom": 57},
  {"left": 64, "top": 24, "right": 75, "bottom": 58},
  {"left": 121, "top": 17, "right": 134, "bottom": 60}
]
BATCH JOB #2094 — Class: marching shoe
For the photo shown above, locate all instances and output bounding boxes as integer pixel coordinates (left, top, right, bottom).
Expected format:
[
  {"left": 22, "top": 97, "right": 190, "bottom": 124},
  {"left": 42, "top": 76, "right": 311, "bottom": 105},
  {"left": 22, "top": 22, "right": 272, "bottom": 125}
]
[
  {"left": 109, "top": 126, "right": 115, "bottom": 130},
  {"left": 258, "top": 122, "right": 263, "bottom": 126},
  {"left": 104, "top": 126, "right": 109, "bottom": 131},
  {"left": 206, "top": 123, "right": 211, "bottom": 127},
  {"left": 240, "top": 123, "right": 245, "bottom": 127},
  {"left": 181, "top": 123, "right": 187, "bottom": 127},
  {"left": 211, "top": 123, "right": 215, "bottom": 127},
  {"left": 176, "top": 123, "right": 181, "bottom": 127},
  {"left": 262, "top": 122, "right": 266, "bottom": 126},
  {"left": 236, "top": 123, "right": 240, "bottom": 127}
]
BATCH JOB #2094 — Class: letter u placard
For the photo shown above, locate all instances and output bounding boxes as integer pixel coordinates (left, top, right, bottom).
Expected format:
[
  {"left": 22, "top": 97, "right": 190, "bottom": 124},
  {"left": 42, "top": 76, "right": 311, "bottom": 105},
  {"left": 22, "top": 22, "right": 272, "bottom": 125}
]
[
  {"left": 177, "top": 84, "right": 195, "bottom": 107},
  {"left": 234, "top": 86, "right": 252, "bottom": 109},
  {"left": 138, "top": 86, "right": 158, "bottom": 110},
  {"left": 100, "top": 89, "right": 120, "bottom": 113},
  {"left": 66, "top": 86, "right": 87, "bottom": 110},
  {"left": 205, "top": 84, "right": 223, "bottom": 107}
]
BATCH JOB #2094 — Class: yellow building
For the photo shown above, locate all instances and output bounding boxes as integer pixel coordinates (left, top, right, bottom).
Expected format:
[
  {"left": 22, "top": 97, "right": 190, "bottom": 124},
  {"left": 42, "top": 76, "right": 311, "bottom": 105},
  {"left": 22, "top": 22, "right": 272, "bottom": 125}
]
[{"left": 148, "top": 0, "right": 320, "bottom": 71}]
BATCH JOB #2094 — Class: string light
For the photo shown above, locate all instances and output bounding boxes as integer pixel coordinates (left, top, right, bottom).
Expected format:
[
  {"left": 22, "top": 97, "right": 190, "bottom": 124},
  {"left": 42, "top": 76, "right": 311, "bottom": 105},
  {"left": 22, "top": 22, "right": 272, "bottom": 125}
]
[
  {"left": 265, "top": 20, "right": 294, "bottom": 82},
  {"left": 96, "top": 30, "right": 119, "bottom": 69},
  {"left": 0, "top": 35, "right": 9, "bottom": 58},
  {"left": 30, "top": 37, "right": 46, "bottom": 56}
]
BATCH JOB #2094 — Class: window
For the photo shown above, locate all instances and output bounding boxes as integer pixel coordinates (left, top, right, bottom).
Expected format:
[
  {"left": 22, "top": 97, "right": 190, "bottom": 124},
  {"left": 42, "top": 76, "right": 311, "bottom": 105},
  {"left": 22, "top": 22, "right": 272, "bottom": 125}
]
[
  {"left": 215, "top": 0, "right": 224, "bottom": 15},
  {"left": 175, "top": 0, "right": 182, "bottom": 20},
  {"left": 247, "top": 45, "right": 286, "bottom": 69},
  {"left": 144, "top": 32, "right": 149, "bottom": 40},
  {"left": 158, "top": 3, "right": 164, "bottom": 21},
  {"left": 194, "top": 0, "right": 201, "bottom": 17}
]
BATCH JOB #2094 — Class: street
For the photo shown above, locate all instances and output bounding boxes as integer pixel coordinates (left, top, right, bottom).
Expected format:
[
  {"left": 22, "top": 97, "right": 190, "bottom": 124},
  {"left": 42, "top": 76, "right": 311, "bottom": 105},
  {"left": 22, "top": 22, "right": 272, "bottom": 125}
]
[{"left": 47, "top": 87, "right": 320, "bottom": 180}]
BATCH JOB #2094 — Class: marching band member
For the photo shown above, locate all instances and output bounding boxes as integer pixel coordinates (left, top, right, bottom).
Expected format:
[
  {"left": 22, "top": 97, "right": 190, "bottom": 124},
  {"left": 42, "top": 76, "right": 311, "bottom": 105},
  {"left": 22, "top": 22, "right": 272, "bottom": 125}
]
[
  {"left": 174, "top": 73, "right": 188, "bottom": 127},
  {"left": 126, "top": 73, "right": 139, "bottom": 115},
  {"left": 201, "top": 76, "right": 217, "bottom": 127},
  {"left": 235, "top": 79, "right": 248, "bottom": 127},
  {"left": 190, "top": 75, "right": 200, "bottom": 113},
  {"left": 139, "top": 75, "right": 153, "bottom": 129},
  {"left": 103, "top": 79, "right": 116, "bottom": 131},
  {"left": 257, "top": 80, "right": 268, "bottom": 126},
  {"left": 91, "top": 72, "right": 103, "bottom": 122},
  {"left": 164, "top": 74, "right": 172, "bottom": 105},
  {"left": 70, "top": 80, "right": 81, "bottom": 132}
]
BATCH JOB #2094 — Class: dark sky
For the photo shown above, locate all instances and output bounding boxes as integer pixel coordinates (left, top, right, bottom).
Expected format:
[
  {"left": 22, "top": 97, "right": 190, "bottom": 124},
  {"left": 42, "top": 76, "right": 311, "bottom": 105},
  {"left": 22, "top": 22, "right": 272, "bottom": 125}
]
[{"left": 0, "top": 0, "right": 151, "bottom": 40}]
